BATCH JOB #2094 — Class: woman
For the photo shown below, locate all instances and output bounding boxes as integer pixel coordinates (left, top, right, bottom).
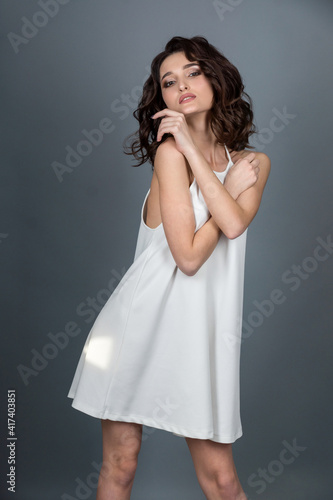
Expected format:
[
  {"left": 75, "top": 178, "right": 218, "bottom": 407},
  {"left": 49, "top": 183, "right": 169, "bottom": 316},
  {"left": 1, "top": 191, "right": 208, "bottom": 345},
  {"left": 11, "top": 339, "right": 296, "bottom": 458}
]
[{"left": 68, "top": 36, "right": 270, "bottom": 500}]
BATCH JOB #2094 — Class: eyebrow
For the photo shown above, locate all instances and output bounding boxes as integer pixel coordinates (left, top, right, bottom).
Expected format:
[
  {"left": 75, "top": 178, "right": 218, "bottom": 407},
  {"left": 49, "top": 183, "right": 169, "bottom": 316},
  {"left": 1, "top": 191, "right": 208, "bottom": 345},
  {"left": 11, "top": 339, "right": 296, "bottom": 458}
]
[{"left": 160, "top": 62, "right": 200, "bottom": 82}]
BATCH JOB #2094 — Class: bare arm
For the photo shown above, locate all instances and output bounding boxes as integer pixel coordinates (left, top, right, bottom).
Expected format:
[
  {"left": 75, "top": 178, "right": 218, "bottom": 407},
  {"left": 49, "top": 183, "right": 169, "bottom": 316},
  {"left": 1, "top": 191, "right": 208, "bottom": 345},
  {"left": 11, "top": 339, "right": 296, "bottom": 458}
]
[
  {"left": 151, "top": 108, "right": 270, "bottom": 240},
  {"left": 183, "top": 147, "right": 271, "bottom": 239},
  {"left": 154, "top": 139, "right": 222, "bottom": 276}
]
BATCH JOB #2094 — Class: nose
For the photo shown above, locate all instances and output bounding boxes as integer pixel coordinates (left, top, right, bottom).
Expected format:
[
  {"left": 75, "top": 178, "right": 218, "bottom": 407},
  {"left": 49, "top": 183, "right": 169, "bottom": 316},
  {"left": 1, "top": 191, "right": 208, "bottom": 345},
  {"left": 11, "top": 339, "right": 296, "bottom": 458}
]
[{"left": 178, "top": 80, "right": 188, "bottom": 91}]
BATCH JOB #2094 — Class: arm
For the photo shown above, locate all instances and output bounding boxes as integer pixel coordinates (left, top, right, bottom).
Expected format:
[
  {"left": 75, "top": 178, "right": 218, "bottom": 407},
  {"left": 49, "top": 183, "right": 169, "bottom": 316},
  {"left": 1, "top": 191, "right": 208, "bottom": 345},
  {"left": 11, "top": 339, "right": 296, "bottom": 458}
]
[
  {"left": 151, "top": 107, "right": 269, "bottom": 239},
  {"left": 184, "top": 147, "right": 271, "bottom": 239},
  {"left": 154, "top": 139, "right": 222, "bottom": 276}
]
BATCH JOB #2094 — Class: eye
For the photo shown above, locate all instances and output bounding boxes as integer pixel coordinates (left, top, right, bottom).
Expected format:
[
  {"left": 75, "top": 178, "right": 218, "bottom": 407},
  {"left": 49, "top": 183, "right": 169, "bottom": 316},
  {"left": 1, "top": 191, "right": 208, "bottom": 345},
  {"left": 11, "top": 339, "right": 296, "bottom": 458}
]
[
  {"left": 162, "top": 70, "right": 201, "bottom": 88},
  {"left": 164, "top": 80, "right": 175, "bottom": 88}
]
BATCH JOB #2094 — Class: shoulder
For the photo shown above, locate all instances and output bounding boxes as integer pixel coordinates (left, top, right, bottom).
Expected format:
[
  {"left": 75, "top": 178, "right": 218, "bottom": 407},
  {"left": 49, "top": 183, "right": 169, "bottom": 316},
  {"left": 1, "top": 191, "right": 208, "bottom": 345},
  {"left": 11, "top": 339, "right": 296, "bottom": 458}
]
[
  {"left": 254, "top": 151, "right": 271, "bottom": 181},
  {"left": 155, "top": 137, "right": 183, "bottom": 158},
  {"left": 154, "top": 137, "right": 187, "bottom": 174},
  {"left": 237, "top": 149, "right": 271, "bottom": 174},
  {"left": 253, "top": 150, "right": 271, "bottom": 164},
  {"left": 233, "top": 149, "right": 271, "bottom": 190},
  {"left": 233, "top": 149, "right": 269, "bottom": 160},
  {"left": 236, "top": 148, "right": 270, "bottom": 161},
  {"left": 252, "top": 151, "right": 271, "bottom": 189},
  {"left": 153, "top": 137, "right": 188, "bottom": 184}
]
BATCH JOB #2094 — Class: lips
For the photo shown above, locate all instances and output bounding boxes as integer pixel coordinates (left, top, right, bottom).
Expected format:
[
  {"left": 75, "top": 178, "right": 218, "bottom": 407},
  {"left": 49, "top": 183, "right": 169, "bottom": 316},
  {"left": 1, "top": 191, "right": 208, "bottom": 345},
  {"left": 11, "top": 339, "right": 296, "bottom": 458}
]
[{"left": 179, "top": 93, "right": 196, "bottom": 104}]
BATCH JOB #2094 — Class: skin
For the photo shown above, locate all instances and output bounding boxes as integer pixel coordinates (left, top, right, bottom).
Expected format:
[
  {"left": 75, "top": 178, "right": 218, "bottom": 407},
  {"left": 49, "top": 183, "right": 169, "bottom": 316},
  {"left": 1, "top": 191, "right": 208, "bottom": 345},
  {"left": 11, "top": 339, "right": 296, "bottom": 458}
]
[
  {"left": 149, "top": 51, "right": 270, "bottom": 276},
  {"left": 96, "top": 51, "right": 270, "bottom": 500}
]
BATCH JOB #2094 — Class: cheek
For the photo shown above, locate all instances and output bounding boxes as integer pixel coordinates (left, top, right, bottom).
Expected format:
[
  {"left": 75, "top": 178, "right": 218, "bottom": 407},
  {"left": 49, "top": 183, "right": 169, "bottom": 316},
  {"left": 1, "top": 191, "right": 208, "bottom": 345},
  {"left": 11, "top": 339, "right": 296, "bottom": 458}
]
[
  {"left": 159, "top": 89, "right": 166, "bottom": 105},
  {"left": 199, "top": 79, "right": 214, "bottom": 95},
  {"left": 161, "top": 89, "right": 174, "bottom": 106}
]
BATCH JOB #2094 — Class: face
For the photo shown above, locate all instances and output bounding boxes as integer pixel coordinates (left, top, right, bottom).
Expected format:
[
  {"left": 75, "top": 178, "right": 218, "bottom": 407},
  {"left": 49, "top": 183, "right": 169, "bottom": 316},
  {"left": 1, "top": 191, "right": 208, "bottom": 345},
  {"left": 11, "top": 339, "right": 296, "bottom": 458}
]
[{"left": 159, "top": 51, "right": 214, "bottom": 116}]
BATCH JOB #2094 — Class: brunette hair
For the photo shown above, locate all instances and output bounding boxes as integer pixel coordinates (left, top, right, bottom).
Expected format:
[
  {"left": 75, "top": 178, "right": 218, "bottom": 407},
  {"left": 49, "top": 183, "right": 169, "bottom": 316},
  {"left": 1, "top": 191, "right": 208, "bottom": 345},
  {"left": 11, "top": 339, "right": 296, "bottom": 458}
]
[{"left": 123, "top": 35, "right": 257, "bottom": 168}]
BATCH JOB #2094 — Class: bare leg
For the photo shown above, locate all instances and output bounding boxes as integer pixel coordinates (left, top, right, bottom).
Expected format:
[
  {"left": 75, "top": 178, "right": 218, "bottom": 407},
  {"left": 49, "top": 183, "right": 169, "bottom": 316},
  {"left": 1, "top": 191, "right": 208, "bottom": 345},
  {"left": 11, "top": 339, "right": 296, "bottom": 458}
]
[
  {"left": 185, "top": 437, "right": 247, "bottom": 500},
  {"left": 96, "top": 419, "right": 143, "bottom": 500}
]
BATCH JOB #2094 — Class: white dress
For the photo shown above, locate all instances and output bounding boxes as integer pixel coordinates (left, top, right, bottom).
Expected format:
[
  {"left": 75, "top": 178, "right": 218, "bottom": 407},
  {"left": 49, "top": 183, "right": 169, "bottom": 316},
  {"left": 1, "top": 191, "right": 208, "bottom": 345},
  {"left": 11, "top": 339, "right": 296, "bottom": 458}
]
[{"left": 67, "top": 144, "right": 247, "bottom": 444}]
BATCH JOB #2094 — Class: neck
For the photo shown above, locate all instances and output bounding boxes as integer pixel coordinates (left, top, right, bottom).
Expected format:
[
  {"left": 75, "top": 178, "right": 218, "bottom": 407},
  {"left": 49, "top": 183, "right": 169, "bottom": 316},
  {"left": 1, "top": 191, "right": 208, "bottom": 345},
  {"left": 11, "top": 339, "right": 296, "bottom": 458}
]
[{"left": 185, "top": 112, "right": 226, "bottom": 165}]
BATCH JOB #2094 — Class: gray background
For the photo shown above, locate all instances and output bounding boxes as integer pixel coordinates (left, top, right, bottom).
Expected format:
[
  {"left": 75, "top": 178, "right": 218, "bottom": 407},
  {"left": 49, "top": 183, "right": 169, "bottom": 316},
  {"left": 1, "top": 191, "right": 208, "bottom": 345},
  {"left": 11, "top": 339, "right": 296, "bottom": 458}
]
[{"left": 1, "top": 0, "right": 332, "bottom": 499}]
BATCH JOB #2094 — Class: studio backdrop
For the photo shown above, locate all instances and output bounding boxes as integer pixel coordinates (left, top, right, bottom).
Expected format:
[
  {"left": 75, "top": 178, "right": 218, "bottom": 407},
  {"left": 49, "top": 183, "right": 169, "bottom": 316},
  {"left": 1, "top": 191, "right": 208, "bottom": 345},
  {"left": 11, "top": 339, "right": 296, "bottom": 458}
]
[{"left": 1, "top": 1, "right": 332, "bottom": 499}]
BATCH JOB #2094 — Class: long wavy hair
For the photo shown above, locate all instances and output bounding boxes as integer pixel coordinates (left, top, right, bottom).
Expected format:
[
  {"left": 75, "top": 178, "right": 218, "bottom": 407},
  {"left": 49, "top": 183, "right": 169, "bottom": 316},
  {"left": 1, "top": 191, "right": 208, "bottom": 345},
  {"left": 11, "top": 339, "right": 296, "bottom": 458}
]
[{"left": 123, "top": 35, "right": 257, "bottom": 169}]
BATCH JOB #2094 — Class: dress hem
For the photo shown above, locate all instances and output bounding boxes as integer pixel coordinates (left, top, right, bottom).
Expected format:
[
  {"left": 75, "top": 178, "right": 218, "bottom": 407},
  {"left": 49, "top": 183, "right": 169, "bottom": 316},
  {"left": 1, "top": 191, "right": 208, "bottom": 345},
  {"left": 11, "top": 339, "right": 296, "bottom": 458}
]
[{"left": 68, "top": 396, "right": 243, "bottom": 444}]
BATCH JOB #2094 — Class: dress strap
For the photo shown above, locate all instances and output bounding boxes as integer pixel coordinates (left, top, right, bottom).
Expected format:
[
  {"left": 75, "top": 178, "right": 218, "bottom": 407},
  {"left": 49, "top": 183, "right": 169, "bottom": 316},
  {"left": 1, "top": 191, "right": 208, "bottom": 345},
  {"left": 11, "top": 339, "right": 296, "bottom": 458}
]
[{"left": 224, "top": 143, "right": 232, "bottom": 163}]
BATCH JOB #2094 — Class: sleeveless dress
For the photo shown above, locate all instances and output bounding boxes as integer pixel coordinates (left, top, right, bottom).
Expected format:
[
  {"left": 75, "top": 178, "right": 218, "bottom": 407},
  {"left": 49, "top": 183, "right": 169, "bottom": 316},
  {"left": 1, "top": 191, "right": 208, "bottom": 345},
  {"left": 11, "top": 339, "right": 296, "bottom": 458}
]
[{"left": 67, "top": 144, "right": 247, "bottom": 444}]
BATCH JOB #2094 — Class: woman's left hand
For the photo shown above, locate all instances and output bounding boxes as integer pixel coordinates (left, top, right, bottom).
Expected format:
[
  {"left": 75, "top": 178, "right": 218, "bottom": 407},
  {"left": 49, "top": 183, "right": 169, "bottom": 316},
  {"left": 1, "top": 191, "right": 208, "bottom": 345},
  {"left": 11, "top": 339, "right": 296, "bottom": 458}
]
[{"left": 152, "top": 108, "right": 196, "bottom": 156}]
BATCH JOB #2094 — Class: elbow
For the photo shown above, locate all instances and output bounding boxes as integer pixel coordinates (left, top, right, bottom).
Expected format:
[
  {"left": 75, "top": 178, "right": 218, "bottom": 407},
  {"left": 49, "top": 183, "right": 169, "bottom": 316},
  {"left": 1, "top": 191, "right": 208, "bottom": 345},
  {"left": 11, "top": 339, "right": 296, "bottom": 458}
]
[
  {"left": 177, "top": 257, "right": 200, "bottom": 277},
  {"left": 223, "top": 220, "right": 247, "bottom": 240},
  {"left": 224, "top": 207, "right": 256, "bottom": 239},
  {"left": 225, "top": 229, "right": 244, "bottom": 240},
  {"left": 184, "top": 266, "right": 199, "bottom": 277}
]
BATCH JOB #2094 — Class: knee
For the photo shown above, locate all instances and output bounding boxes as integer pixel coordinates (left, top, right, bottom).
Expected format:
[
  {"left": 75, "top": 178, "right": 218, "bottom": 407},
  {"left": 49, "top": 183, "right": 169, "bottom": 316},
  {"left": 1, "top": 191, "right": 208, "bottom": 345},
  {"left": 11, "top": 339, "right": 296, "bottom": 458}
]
[
  {"left": 100, "top": 455, "right": 138, "bottom": 488},
  {"left": 200, "top": 470, "right": 240, "bottom": 499},
  {"left": 114, "top": 457, "right": 139, "bottom": 488},
  {"left": 212, "top": 471, "right": 241, "bottom": 497}
]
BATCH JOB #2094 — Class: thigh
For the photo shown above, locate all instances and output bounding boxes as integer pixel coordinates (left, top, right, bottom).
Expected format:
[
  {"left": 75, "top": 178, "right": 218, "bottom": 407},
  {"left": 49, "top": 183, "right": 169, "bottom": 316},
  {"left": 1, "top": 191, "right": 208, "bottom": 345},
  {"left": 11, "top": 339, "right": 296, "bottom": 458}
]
[
  {"left": 185, "top": 437, "right": 236, "bottom": 482},
  {"left": 101, "top": 419, "right": 143, "bottom": 464}
]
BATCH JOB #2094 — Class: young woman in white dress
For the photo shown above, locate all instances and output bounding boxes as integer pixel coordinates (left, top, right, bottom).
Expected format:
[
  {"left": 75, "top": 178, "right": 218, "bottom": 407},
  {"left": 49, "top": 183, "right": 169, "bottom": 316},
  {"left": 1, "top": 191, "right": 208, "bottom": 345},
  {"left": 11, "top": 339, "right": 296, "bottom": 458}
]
[{"left": 94, "top": 36, "right": 270, "bottom": 500}]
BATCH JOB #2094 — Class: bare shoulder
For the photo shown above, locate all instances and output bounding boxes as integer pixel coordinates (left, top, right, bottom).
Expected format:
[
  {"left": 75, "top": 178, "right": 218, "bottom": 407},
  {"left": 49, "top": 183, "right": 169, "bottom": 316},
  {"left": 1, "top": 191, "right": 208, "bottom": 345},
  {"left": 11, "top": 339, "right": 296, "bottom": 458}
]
[
  {"left": 253, "top": 150, "right": 271, "bottom": 164},
  {"left": 236, "top": 149, "right": 271, "bottom": 178},
  {"left": 155, "top": 136, "right": 182, "bottom": 157},
  {"left": 254, "top": 151, "right": 271, "bottom": 183},
  {"left": 154, "top": 137, "right": 190, "bottom": 185},
  {"left": 236, "top": 148, "right": 270, "bottom": 161}
]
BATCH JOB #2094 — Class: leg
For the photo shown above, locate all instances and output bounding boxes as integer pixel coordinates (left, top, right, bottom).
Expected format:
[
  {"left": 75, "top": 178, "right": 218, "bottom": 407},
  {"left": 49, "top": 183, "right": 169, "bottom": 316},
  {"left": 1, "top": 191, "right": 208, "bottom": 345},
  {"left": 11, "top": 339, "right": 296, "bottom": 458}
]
[
  {"left": 185, "top": 437, "right": 247, "bottom": 500},
  {"left": 96, "top": 419, "right": 143, "bottom": 500}
]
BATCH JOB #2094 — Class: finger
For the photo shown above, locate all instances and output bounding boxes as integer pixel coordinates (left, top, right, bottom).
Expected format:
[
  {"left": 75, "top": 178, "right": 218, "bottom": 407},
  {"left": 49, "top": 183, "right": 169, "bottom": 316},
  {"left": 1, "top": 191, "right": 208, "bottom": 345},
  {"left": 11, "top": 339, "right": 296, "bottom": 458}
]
[
  {"left": 156, "top": 119, "right": 183, "bottom": 139},
  {"left": 157, "top": 124, "right": 180, "bottom": 141},
  {"left": 244, "top": 152, "right": 256, "bottom": 161},
  {"left": 152, "top": 108, "right": 183, "bottom": 119},
  {"left": 157, "top": 117, "right": 179, "bottom": 126},
  {"left": 156, "top": 123, "right": 178, "bottom": 141},
  {"left": 231, "top": 155, "right": 243, "bottom": 166},
  {"left": 156, "top": 124, "right": 172, "bottom": 141},
  {"left": 155, "top": 119, "right": 178, "bottom": 138},
  {"left": 254, "top": 166, "right": 260, "bottom": 179}
]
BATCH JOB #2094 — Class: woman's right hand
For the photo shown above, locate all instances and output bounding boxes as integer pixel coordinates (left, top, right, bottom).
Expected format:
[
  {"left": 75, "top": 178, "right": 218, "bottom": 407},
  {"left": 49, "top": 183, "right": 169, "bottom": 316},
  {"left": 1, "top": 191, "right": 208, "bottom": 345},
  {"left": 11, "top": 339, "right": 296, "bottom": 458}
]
[{"left": 224, "top": 152, "right": 260, "bottom": 200}]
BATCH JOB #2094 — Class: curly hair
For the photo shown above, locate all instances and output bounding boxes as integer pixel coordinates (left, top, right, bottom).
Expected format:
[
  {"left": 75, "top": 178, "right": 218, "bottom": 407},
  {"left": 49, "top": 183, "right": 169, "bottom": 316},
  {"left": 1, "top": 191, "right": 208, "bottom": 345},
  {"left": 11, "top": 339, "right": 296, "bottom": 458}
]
[{"left": 123, "top": 35, "right": 257, "bottom": 169}]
